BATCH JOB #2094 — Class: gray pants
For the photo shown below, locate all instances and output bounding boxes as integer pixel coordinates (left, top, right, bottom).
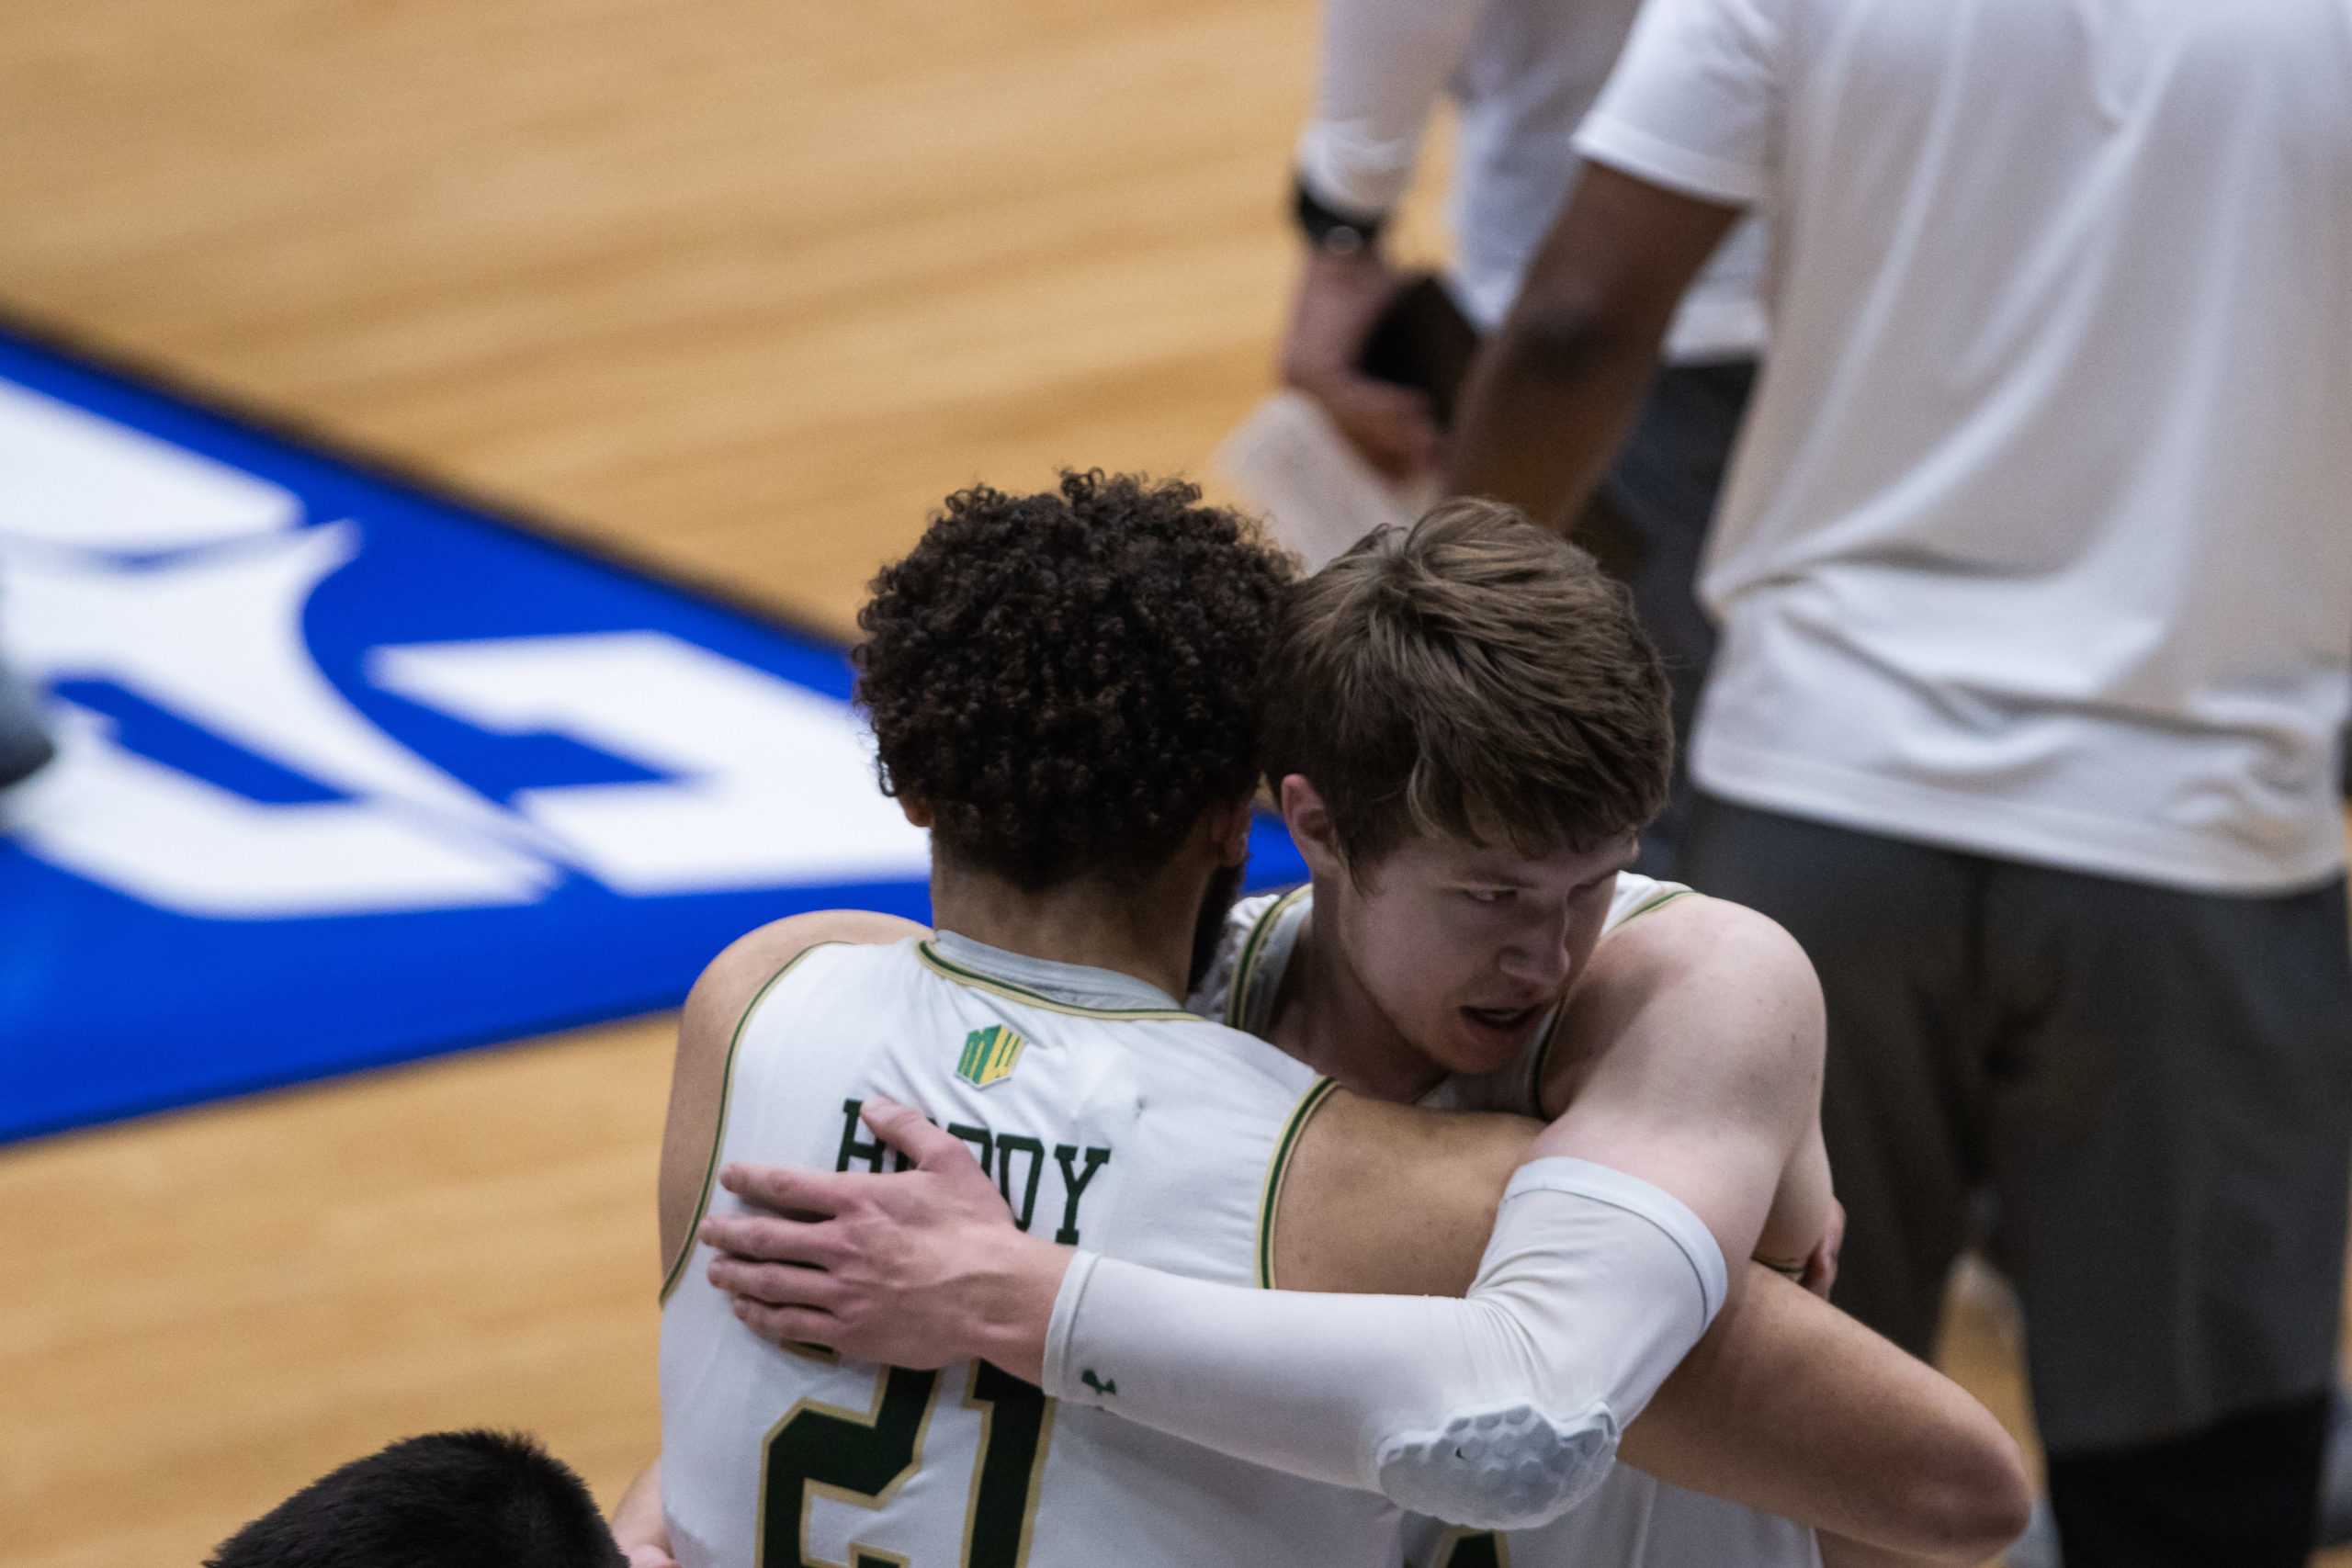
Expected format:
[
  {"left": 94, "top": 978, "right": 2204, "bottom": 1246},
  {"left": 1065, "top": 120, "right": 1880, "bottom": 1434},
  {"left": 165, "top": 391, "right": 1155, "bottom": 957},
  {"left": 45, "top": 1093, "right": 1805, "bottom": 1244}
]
[{"left": 1679, "top": 792, "right": 2352, "bottom": 1452}]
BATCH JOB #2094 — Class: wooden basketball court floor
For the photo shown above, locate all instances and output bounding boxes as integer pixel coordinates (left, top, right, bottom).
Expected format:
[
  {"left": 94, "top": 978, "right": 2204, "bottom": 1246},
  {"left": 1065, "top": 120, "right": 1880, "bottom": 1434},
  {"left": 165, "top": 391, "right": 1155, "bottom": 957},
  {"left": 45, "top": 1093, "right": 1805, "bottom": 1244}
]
[{"left": 2, "top": 3, "right": 2346, "bottom": 1563}]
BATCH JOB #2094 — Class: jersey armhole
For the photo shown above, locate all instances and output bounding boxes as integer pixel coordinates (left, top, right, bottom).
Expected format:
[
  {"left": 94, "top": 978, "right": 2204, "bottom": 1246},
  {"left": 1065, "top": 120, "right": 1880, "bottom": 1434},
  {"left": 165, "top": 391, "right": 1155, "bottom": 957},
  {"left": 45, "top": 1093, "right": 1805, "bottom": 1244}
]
[
  {"left": 1253, "top": 1076, "right": 1343, "bottom": 1290},
  {"left": 657, "top": 942, "right": 839, "bottom": 1304},
  {"left": 1524, "top": 1006, "right": 1572, "bottom": 1118},
  {"left": 1227, "top": 885, "right": 1309, "bottom": 1029}
]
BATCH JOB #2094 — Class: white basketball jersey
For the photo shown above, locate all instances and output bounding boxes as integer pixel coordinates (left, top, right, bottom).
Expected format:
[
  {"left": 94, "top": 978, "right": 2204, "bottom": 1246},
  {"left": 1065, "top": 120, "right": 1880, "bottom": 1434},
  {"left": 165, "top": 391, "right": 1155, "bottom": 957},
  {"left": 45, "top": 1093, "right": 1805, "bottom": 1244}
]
[
  {"left": 660, "top": 931, "right": 1405, "bottom": 1568},
  {"left": 1194, "top": 874, "right": 1823, "bottom": 1568}
]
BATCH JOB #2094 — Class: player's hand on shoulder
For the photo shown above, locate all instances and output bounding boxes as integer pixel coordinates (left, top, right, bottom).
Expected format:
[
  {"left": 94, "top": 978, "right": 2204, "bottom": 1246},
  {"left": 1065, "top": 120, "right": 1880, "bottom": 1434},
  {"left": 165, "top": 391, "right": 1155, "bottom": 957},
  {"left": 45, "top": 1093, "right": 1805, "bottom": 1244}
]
[{"left": 701, "top": 1096, "right": 1069, "bottom": 1382}]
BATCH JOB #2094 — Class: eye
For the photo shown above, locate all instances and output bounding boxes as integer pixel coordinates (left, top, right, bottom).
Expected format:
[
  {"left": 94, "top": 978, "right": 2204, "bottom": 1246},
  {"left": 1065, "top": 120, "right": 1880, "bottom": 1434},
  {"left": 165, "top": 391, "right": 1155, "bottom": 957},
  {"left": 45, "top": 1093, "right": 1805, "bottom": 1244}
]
[{"left": 1461, "top": 887, "right": 1516, "bottom": 905}]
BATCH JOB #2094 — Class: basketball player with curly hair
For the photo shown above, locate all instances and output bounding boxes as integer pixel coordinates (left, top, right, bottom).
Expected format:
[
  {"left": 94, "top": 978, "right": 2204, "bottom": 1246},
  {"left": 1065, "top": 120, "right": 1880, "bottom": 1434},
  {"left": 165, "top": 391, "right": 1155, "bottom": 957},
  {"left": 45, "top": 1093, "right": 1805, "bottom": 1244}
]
[{"left": 625, "top": 476, "right": 2025, "bottom": 1568}]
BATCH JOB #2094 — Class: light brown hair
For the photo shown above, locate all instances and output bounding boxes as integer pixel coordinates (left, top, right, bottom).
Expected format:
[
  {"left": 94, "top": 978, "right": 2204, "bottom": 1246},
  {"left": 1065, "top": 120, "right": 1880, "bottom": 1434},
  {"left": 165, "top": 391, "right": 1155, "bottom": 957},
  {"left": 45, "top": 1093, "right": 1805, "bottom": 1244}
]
[{"left": 1261, "top": 497, "right": 1672, "bottom": 872}]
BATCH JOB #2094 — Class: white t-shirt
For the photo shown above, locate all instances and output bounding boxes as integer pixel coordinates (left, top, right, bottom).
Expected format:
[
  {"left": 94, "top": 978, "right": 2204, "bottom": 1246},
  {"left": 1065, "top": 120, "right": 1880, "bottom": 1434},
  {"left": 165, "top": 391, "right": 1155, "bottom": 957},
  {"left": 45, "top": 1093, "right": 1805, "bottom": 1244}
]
[
  {"left": 1295, "top": 0, "right": 1768, "bottom": 362},
  {"left": 1577, "top": 0, "right": 2352, "bottom": 892}
]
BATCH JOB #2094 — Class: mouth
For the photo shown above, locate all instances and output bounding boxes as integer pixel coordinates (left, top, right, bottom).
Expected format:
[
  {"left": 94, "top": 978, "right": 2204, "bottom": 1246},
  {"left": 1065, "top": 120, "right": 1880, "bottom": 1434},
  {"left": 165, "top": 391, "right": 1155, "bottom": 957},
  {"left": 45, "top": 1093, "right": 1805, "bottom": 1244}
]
[{"left": 1460, "top": 1002, "right": 1544, "bottom": 1036}]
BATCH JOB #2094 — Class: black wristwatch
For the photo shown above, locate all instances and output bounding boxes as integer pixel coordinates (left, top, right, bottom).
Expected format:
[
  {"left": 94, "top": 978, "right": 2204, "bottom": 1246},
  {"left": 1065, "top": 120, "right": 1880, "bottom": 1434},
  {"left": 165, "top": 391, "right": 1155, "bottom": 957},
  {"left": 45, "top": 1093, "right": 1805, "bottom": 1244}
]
[{"left": 1293, "top": 173, "right": 1386, "bottom": 256}]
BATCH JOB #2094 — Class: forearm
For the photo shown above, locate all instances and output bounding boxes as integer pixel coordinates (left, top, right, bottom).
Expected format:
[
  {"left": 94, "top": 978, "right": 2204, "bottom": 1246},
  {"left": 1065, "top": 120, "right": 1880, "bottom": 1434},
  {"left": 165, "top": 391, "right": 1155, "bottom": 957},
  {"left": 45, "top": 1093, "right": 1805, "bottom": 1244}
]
[
  {"left": 1439, "top": 162, "right": 1741, "bottom": 528},
  {"left": 1619, "top": 1269, "right": 2030, "bottom": 1562},
  {"left": 1442, "top": 298, "right": 1663, "bottom": 532},
  {"left": 1296, "top": 0, "right": 1487, "bottom": 216},
  {"left": 1043, "top": 1158, "right": 1725, "bottom": 1528}
]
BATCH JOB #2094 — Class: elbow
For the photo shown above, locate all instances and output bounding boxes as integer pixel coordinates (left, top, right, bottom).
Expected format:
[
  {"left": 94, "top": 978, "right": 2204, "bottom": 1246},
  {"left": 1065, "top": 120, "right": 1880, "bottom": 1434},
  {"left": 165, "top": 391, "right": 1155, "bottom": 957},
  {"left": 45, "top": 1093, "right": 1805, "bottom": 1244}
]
[{"left": 1903, "top": 1428, "right": 2034, "bottom": 1562}]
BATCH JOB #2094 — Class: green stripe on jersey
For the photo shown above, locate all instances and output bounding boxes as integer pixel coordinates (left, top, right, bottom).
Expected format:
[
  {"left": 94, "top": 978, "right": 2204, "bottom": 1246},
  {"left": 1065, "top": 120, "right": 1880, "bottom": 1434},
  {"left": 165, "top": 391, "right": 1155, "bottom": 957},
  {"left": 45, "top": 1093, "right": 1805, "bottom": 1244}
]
[
  {"left": 1227, "top": 885, "right": 1310, "bottom": 1030},
  {"left": 659, "top": 943, "right": 837, "bottom": 1305},
  {"left": 916, "top": 942, "right": 1195, "bottom": 1021},
  {"left": 1255, "top": 1076, "right": 1341, "bottom": 1289}
]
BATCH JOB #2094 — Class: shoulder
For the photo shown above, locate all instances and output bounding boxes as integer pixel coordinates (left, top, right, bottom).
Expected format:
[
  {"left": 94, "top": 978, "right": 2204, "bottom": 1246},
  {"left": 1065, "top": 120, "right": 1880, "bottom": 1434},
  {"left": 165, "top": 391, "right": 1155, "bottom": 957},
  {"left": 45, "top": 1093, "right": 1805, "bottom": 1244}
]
[
  {"left": 658, "top": 909, "right": 927, "bottom": 1292},
  {"left": 671, "top": 910, "right": 930, "bottom": 1170},
  {"left": 1546, "top": 893, "right": 1823, "bottom": 1110},
  {"left": 1599, "top": 890, "right": 1811, "bottom": 991},
  {"left": 681, "top": 909, "right": 930, "bottom": 1055},
  {"left": 1605, "top": 871, "right": 1695, "bottom": 931}
]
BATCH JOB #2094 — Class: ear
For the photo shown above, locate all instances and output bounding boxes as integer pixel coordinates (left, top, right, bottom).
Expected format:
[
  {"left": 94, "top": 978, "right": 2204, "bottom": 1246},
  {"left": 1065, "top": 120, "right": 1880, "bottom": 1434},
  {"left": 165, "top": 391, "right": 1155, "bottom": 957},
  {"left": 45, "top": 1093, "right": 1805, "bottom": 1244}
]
[
  {"left": 1202, "top": 795, "right": 1255, "bottom": 867},
  {"left": 897, "top": 795, "right": 935, "bottom": 829},
  {"left": 1277, "top": 774, "right": 1347, "bottom": 881}
]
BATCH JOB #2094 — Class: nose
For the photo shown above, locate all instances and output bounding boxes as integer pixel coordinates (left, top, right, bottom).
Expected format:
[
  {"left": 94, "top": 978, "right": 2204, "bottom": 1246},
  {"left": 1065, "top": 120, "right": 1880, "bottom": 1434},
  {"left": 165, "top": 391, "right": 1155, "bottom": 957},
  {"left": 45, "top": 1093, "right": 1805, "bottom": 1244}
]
[{"left": 1498, "top": 907, "right": 1577, "bottom": 990}]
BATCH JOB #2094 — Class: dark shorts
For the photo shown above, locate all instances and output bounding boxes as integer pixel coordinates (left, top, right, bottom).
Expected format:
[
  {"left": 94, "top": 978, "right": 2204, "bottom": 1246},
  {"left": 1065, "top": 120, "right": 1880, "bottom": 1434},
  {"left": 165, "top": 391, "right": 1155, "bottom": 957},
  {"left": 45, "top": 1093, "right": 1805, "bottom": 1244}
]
[
  {"left": 1575, "top": 359, "right": 1756, "bottom": 881},
  {"left": 1679, "top": 792, "right": 2352, "bottom": 1451}
]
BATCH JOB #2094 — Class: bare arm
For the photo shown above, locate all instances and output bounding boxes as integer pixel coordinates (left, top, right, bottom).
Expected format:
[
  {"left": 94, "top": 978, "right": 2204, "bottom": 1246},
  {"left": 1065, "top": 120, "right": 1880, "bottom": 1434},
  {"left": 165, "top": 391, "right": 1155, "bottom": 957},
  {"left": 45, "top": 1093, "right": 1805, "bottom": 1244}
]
[
  {"left": 1270, "top": 1094, "right": 2021, "bottom": 1560},
  {"left": 1625, "top": 1271, "right": 2029, "bottom": 1561},
  {"left": 1543, "top": 897, "right": 1839, "bottom": 1283},
  {"left": 1521, "top": 896, "right": 1821, "bottom": 1303},
  {"left": 1442, "top": 164, "right": 1740, "bottom": 529}
]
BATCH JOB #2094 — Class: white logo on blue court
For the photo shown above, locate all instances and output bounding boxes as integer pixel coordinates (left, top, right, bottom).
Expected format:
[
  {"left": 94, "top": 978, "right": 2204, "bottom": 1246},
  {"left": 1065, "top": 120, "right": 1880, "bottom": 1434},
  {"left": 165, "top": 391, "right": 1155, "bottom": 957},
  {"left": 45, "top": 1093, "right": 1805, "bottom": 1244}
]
[
  {"left": 0, "top": 335, "right": 1301, "bottom": 1144},
  {"left": 0, "top": 380, "right": 928, "bottom": 919}
]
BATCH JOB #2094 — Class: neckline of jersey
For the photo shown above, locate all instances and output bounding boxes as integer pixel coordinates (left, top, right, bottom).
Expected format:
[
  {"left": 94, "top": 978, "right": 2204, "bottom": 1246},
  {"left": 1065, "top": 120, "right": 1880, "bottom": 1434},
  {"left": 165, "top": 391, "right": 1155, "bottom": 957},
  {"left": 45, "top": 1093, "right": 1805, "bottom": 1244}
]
[{"left": 926, "top": 929, "right": 1187, "bottom": 1014}]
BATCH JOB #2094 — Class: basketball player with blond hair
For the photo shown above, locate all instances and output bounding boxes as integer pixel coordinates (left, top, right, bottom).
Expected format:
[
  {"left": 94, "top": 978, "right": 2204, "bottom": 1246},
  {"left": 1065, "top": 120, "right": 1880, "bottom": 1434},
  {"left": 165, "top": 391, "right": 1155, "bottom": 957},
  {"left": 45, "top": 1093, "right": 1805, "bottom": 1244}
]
[{"left": 656, "top": 495, "right": 2026, "bottom": 1566}]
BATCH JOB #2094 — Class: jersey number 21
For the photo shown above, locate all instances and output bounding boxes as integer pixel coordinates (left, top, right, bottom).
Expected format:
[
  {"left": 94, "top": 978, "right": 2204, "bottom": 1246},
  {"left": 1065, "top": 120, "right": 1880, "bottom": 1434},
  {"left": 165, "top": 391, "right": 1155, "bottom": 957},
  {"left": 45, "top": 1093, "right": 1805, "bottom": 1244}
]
[{"left": 762, "top": 1363, "right": 1054, "bottom": 1567}]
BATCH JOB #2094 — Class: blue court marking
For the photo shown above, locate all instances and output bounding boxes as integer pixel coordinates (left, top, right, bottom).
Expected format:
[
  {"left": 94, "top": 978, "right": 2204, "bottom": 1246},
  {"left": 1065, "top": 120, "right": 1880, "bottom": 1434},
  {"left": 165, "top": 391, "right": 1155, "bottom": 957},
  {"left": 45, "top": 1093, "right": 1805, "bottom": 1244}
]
[{"left": 0, "top": 321, "right": 1306, "bottom": 1145}]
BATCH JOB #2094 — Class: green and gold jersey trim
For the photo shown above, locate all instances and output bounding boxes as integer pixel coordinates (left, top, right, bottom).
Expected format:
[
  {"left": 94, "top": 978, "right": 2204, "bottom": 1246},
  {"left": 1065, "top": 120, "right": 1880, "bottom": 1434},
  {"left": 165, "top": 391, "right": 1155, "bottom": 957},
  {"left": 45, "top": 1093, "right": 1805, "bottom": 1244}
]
[
  {"left": 1616, "top": 884, "right": 1694, "bottom": 926},
  {"left": 1522, "top": 1004, "right": 1574, "bottom": 1122},
  {"left": 1226, "top": 884, "right": 1311, "bottom": 1031},
  {"left": 660, "top": 943, "right": 839, "bottom": 1305},
  {"left": 915, "top": 942, "right": 1197, "bottom": 1022},
  {"left": 1254, "top": 1075, "right": 1342, "bottom": 1290}
]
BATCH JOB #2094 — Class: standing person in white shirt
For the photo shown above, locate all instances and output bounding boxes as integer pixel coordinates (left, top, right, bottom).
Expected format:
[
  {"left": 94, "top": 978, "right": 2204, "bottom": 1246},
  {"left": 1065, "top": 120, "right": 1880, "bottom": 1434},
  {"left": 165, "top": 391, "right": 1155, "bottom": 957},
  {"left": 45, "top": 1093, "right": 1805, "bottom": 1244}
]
[
  {"left": 1280, "top": 0, "right": 1768, "bottom": 875},
  {"left": 1434, "top": 2, "right": 2352, "bottom": 1563}
]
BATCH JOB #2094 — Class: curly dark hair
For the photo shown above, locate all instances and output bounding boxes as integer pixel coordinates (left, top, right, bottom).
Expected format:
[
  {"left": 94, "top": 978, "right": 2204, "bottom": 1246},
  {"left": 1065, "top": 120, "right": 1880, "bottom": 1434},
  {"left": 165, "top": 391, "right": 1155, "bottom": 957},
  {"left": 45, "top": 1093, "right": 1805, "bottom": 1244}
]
[{"left": 854, "top": 470, "right": 1294, "bottom": 890}]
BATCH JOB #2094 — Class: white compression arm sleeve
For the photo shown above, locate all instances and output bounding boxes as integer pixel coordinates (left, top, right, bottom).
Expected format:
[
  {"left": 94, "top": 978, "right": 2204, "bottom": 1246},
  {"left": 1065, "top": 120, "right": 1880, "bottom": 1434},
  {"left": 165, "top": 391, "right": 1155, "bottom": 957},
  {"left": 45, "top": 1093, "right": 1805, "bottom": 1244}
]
[
  {"left": 1294, "top": 0, "right": 1488, "bottom": 216},
  {"left": 1041, "top": 1157, "right": 1727, "bottom": 1529}
]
